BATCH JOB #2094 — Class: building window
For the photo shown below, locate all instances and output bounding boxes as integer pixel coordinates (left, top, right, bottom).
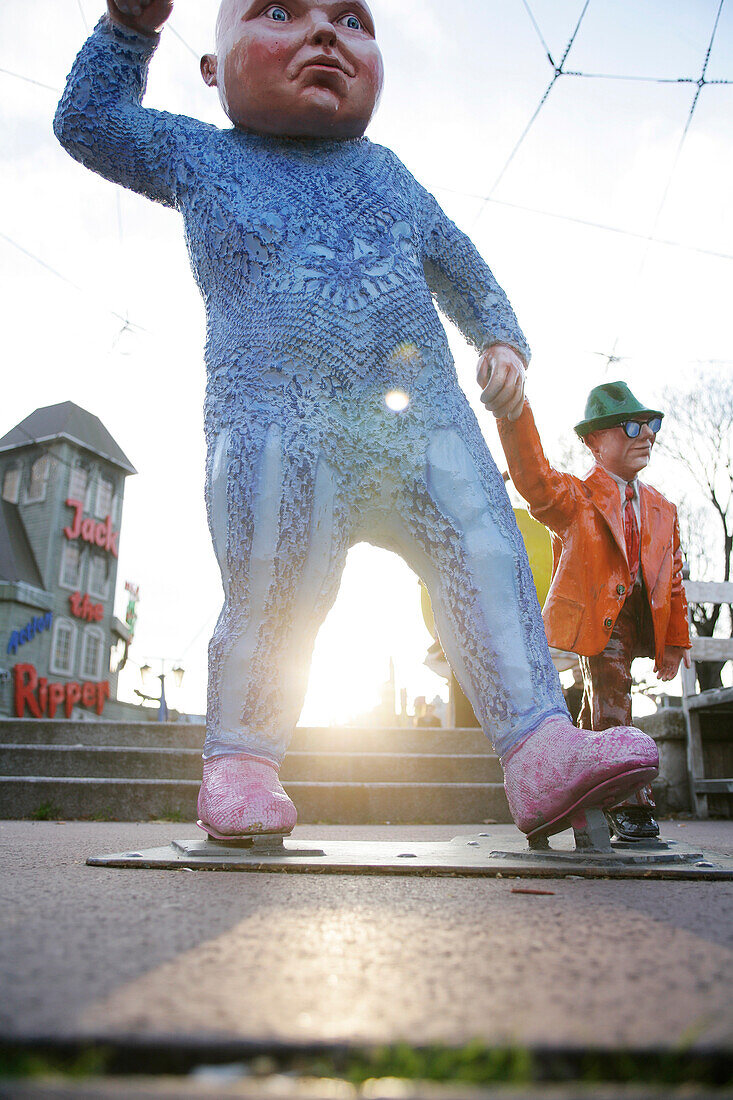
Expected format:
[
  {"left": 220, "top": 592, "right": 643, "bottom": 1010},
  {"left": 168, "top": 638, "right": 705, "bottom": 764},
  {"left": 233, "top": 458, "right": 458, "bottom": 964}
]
[
  {"left": 81, "top": 627, "right": 104, "bottom": 681},
  {"left": 2, "top": 467, "right": 21, "bottom": 504},
  {"left": 60, "top": 543, "right": 82, "bottom": 589},
  {"left": 50, "top": 619, "right": 76, "bottom": 676},
  {"left": 68, "top": 463, "right": 88, "bottom": 503},
  {"left": 95, "top": 476, "right": 114, "bottom": 519},
  {"left": 25, "top": 456, "right": 50, "bottom": 503},
  {"left": 88, "top": 554, "right": 110, "bottom": 600}
]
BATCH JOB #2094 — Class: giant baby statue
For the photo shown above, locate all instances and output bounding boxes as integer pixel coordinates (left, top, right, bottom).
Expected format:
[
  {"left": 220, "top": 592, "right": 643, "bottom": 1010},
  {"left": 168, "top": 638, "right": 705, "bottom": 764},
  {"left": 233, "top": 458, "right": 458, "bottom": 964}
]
[{"left": 55, "top": 0, "right": 659, "bottom": 843}]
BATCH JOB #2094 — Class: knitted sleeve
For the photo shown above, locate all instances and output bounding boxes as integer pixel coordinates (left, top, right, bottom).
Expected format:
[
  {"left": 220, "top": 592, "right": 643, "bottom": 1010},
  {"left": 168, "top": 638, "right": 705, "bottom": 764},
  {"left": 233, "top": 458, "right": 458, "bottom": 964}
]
[
  {"left": 406, "top": 167, "right": 531, "bottom": 364},
  {"left": 54, "top": 16, "right": 204, "bottom": 209}
]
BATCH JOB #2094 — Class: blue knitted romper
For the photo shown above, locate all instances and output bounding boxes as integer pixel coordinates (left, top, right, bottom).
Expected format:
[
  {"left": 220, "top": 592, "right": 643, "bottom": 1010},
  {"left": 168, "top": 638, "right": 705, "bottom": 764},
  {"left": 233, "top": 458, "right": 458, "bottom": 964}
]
[{"left": 55, "top": 18, "right": 568, "bottom": 763}]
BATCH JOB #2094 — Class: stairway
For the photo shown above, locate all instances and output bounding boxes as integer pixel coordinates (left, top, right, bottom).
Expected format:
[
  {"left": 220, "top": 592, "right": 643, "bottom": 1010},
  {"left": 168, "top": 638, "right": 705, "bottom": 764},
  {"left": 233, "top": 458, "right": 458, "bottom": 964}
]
[{"left": 0, "top": 719, "right": 510, "bottom": 824}]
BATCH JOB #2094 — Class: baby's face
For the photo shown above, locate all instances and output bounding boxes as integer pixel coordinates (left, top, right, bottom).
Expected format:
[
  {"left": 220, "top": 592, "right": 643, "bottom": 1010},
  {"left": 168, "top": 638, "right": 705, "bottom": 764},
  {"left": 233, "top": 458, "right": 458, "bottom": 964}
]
[{"left": 203, "top": 0, "right": 384, "bottom": 139}]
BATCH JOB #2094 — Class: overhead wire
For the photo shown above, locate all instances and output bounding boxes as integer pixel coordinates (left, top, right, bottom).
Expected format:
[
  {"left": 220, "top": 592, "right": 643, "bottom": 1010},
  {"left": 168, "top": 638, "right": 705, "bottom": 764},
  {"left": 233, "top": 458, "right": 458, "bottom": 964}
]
[
  {"left": 647, "top": 0, "right": 726, "bottom": 242},
  {"left": 1, "top": 4, "right": 196, "bottom": 351},
  {"left": 3, "top": 410, "right": 135, "bottom": 511},
  {"left": 481, "top": 0, "right": 731, "bottom": 213},
  {"left": 4, "top": 423, "right": 94, "bottom": 478},
  {"left": 520, "top": 0, "right": 556, "bottom": 66},
  {"left": 167, "top": 24, "right": 200, "bottom": 60},
  {"left": 481, "top": 0, "right": 591, "bottom": 208},
  {"left": 603, "top": 0, "right": 728, "bottom": 366},
  {"left": 434, "top": 188, "right": 733, "bottom": 263},
  {"left": 563, "top": 70, "right": 730, "bottom": 85},
  {"left": 1, "top": 3, "right": 146, "bottom": 482},
  {"left": 459, "top": 0, "right": 733, "bottom": 366},
  {"left": 180, "top": 611, "right": 220, "bottom": 657},
  {"left": 0, "top": 231, "right": 147, "bottom": 334},
  {"left": 0, "top": 67, "right": 61, "bottom": 94}
]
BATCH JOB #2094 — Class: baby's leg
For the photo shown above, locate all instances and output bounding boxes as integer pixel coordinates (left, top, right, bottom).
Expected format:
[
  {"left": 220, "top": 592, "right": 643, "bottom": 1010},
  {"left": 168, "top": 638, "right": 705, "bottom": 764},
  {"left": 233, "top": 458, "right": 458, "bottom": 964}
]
[
  {"left": 199, "top": 415, "right": 350, "bottom": 835},
  {"left": 386, "top": 419, "right": 658, "bottom": 839},
  {"left": 390, "top": 423, "right": 568, "bottom": 758},
  {"left": 205, "top": 417, "right": 349, "bottom": 762}
]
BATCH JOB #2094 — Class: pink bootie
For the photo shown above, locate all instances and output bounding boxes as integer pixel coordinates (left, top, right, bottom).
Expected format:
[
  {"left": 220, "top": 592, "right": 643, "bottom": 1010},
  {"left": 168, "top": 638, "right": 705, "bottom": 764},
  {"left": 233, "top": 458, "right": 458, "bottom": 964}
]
[
  {"left": 502, "top": 715, "right": 658, "bottom": 841},
  {"left": 197, "top": 755, "right": 297, "bottom": 839}
]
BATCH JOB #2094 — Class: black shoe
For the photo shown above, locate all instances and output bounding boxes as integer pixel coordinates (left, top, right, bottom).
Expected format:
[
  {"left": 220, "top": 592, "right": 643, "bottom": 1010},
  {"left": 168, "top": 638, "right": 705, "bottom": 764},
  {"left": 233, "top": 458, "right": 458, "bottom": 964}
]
[{"left": 605, "top": 806, "right": 660, "bottom": 841}]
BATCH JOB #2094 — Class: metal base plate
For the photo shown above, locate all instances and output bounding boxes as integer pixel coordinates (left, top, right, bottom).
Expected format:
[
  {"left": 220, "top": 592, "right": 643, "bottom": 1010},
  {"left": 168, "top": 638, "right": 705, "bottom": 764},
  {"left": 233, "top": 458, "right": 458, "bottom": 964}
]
[{"left": 87, "top": 828, "right": 733, "bottom": 880}]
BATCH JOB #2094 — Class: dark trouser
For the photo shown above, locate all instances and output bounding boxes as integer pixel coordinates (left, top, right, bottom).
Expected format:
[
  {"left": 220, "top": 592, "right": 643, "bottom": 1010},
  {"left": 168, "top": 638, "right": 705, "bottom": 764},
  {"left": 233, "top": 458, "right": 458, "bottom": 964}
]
[{"left": 578, "top": 580, "right": 656, "bottom": 808}]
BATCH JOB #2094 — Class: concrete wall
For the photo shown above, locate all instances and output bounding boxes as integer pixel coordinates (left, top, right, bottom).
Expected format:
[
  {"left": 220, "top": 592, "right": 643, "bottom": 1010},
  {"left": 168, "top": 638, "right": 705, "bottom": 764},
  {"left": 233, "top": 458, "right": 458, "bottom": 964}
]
[{"left": 637, "top": 709, "right": 690, "bottom": 814}]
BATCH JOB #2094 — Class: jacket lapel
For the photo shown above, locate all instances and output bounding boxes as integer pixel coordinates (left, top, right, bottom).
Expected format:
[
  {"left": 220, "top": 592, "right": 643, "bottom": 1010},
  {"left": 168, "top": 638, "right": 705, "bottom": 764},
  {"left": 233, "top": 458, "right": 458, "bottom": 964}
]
[{"left": 584, "top": 466, "right": 628, "bottom": 562}]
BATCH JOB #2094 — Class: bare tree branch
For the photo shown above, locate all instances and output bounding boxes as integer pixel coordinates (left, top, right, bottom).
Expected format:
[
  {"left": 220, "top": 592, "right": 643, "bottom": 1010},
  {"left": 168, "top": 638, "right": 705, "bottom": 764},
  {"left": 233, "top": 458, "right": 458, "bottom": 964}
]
[{"left": 658, "top": 369, "right": 733, "bottom": 688}]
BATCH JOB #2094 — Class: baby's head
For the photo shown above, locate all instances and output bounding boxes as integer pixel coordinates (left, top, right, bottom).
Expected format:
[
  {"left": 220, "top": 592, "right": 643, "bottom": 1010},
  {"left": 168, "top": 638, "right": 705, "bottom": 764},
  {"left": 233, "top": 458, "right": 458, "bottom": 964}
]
[{"left": 201, "top": 0, "right": 384, "bottom": 139}]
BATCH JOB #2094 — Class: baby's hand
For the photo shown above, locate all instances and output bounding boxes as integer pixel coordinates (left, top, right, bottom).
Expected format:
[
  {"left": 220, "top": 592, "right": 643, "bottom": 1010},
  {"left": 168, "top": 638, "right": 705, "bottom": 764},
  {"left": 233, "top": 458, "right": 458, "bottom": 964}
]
[
  {"left": 107, "top": 0, "right": 173, "bottom": 35},
  {"left": 477, "top": 343, "right": 527, "bottom": 421}
]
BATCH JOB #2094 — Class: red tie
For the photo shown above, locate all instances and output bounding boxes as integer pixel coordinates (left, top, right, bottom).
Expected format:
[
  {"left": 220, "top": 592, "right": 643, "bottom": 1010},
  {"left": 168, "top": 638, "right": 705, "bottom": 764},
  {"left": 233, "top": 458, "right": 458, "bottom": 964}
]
[{"left": 624, "top": 483, "right": 640, "bottom": 585}]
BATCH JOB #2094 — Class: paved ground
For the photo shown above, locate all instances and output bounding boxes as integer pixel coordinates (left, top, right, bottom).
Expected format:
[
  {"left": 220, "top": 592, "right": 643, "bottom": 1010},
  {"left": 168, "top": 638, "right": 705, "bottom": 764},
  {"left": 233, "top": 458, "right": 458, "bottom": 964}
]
[
  {"left": 2, "top": 820, "right": 732, "bottom": 1055},
  {"left": 1, "top": 1081, "right": 730, "bottom": 1099}
]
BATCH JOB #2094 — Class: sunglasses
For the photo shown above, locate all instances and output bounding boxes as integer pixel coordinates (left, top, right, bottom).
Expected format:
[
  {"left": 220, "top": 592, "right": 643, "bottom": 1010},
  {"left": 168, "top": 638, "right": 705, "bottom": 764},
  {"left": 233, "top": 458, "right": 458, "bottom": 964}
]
[{"left": 620, "top": 417, "right": 662, "bottom": 438}]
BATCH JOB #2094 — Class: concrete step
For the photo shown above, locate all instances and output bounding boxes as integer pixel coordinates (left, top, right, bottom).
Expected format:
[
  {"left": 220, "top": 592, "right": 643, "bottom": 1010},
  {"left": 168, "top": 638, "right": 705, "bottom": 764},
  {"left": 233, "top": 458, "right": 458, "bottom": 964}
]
[
  {"left": 0, "top": 719, "right": 205, "bottom": 748},
  {"left": 0, "top": 745, "right": 503, "bottom": 784},
  {"left": 0, "top": 721, "right": 506, "bottom": 823},
  {"left": 0, "top": 777, "right": 511, "bottom": 824},
  {"left": 0, "top": 720, "right": 491, "bottom": 755}
]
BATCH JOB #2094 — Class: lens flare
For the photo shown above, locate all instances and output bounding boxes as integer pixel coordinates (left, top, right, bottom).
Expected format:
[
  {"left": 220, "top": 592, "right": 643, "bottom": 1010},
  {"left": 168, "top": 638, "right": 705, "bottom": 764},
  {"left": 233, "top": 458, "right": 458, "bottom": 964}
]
[
  {"left": 385, "top": 390, "right": 410, "bottom": 412},
  {"left": 388, "top": 341, "right": 421, "bottom": 368}
]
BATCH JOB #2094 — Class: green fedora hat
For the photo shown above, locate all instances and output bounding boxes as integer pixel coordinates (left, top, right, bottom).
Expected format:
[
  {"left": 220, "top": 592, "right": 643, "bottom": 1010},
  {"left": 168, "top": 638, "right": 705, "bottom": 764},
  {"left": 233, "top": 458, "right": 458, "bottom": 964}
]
[{"left": 574, "top": 381, "right": 664, "bottom": 438}]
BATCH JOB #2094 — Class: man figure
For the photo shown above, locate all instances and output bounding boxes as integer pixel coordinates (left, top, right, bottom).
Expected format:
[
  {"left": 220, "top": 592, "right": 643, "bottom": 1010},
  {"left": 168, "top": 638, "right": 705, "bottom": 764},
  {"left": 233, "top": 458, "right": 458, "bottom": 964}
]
[
  {"left": 494, "top": 380, "right": 691, "bottom": 839},
  {"left": 55, "top": 0, "right": 659, "bottom": 843}
]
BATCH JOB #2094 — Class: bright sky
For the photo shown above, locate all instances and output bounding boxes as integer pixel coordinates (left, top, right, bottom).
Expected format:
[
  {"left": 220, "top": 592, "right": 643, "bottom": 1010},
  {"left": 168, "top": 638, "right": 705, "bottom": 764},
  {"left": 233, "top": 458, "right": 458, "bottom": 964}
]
[{"left": 1, "top": 0, "right": 732, "bottom": 723}]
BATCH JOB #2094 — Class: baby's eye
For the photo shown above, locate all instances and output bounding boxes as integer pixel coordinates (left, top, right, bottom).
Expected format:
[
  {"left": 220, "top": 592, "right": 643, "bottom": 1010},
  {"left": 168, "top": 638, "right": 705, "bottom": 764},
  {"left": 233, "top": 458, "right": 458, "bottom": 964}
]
[
  {"left": 265, "top": 5, "right": 290, "bottom": 21},
  {"left": 338, "top": 13, "right": 363, "bottom": 30}
]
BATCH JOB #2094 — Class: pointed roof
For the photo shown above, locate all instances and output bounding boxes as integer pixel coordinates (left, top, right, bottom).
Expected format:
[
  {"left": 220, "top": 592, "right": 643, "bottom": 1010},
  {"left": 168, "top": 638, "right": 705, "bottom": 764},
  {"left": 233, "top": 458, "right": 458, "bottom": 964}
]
[
  {"left": 0, "top": 499, "right": 45, "bottom": 589},
  {"left": 0, "top": 401, "right": 136, "bottom": 475}
]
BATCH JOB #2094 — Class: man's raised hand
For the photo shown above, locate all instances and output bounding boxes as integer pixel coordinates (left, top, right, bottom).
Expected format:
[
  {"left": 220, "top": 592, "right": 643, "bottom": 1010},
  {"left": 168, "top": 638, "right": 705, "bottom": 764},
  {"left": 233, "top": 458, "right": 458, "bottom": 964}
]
[
  {"left": 477, "top": 343, "right": 527, "bottom": 422},
  {"left": 107, "top": 0, "right": 174, "bottom": 35}
]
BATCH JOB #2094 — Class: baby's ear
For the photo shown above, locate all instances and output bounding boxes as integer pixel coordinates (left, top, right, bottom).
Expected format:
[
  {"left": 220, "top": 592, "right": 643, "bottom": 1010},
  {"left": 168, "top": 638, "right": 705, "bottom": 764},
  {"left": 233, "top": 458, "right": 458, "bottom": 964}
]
[{"left": 201, "top": 53, "right": 218, "bottom": 88}]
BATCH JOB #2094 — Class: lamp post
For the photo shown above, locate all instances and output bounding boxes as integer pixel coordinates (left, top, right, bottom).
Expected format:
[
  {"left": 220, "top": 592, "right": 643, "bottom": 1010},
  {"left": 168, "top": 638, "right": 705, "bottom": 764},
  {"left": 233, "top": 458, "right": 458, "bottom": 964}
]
[{"left": 136, "top": 659, "right": 185, "bottom": 722}]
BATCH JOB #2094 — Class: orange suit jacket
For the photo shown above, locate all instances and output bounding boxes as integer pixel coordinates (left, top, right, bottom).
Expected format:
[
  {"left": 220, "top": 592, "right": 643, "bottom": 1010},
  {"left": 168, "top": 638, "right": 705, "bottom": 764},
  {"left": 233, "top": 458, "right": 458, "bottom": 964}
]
[{"left": 497, "top": 402, "right": 690, "bottom": 662}]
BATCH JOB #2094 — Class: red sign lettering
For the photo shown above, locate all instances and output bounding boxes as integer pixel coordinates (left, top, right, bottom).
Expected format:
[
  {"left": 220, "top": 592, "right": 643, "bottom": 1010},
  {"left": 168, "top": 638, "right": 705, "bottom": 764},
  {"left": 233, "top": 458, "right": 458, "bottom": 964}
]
[
  {"left": 13, "top": 664, "right": 110, "bottom": 719},
  {"left": 64, "top": 499, "right": 119, "bottom": 558},
  {"left": 14, "top": 664, "right": 42, "bottom": 718},
  {"left": 47, "top": 683, "right": 66, "bottom": 720},
  {"left": 67, "top": 683, "right": 82, "bottom": 712},
  {"left": 69, "top": 592, "right": 104, "bottom": 622}
]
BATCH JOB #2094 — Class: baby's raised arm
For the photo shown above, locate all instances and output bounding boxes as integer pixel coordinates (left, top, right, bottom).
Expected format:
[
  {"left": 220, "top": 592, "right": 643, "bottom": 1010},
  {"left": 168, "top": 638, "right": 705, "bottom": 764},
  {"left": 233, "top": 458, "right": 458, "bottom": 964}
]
[
  {"left": 107, "top": 0, "right": 174, "bottom": 37},
  {"left": 54, "top": 3, "right": 205, "bottom": 210}
]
